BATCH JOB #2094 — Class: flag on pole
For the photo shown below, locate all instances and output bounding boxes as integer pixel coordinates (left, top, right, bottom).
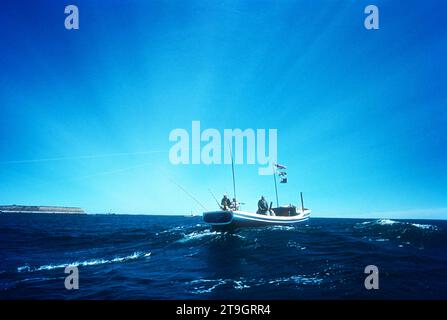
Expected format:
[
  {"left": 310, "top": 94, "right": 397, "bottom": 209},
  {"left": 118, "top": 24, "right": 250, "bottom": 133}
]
[
  {"left": 274, "top": 163, "right": 287, "bottom": 170},
  {"left": 280, "top": 177, "right": 288, "bottom": 183}
]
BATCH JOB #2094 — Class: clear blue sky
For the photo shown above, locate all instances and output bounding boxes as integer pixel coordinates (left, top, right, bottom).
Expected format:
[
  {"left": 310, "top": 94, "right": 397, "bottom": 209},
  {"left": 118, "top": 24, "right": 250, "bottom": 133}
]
[{"left": 0, "top": 0, "right": 446, "bottom": 218}]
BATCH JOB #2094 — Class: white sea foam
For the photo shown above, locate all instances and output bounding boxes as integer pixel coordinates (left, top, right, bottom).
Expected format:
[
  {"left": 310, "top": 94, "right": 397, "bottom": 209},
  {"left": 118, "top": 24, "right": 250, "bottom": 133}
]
[
  {"left": 268, "top": 225, "right": 295, "bottom": 231},
  {"left": 355, "top": 219, "right": 396, "bottom": 228},
  {"left": 230, "top": 233, "right": 246, "bottom": 240},
  {"left": 287, "top": 240, "right": 307, "bottom": 250},
  {"left": 410, "top": 223, "right": 439, "bottom": 230},
  {"left": 357, "top": 219, "right": 439, "bottom": 231},
  {"left": 189, "top": 279, "right": 251, "bottom": 293},
  {"left": 268, "top": 275, "right": 323, "bottom": 286},
  {"left": 188, "top": 279, "right": 227, "bottom": 293},
  {"left": 177, "top": 229, "right": 245, "bottom": 243},
  {"left": 233, "top": 280, "right": 251, "bottom": 290},
  {"left": 187, "top": 275, "right": 321, "bottom": 294},
  {"left": 377, "top": 219, "right": 398, "bottom": 225},
  {"left": 17, "top": 251, "right": 151, "bottom": 273},
  {"left": 156, "top": 226, "right": 185, "bottom": 235},
  {"left": 376, "top": 219, "right": 438, "bottom": 230},
  {"left": 177, "top": 230, "right": 220, "bottom": 243},
  {"left": 17, "top": 265, "right": 31, "bottom": 273}
]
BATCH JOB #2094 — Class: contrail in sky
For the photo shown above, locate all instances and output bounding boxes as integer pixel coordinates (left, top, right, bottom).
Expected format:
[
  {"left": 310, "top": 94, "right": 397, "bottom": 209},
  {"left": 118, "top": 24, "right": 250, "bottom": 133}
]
[
  {"left": 74, "top": 162, "right": 153, "bottom": 181},
  {"left": 0, "top": 150, "right": 168, "bottom": 165}
]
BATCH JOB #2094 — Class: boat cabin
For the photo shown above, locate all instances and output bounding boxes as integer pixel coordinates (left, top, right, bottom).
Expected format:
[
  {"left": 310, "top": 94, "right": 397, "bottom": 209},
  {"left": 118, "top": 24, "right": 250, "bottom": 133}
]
[{"left": 272, "top": 205, "right": 298, "bottom": 216}]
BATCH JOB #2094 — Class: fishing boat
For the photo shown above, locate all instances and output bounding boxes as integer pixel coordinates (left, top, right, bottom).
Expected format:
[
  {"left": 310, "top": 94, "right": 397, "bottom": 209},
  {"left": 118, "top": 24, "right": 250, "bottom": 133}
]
[
  {"left": 203, "top": 204, "right": 311, "bottom": 228},
  {"left": 202, "top": 150, "right": 311, "bottom": 228}
]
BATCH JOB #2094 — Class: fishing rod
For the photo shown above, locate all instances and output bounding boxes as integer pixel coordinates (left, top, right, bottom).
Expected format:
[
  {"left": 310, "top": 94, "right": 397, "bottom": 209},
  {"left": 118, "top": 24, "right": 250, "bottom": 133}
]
[
  {"left": 160, "top": 167, "right": 208, "bottom": 211},
  {"left": 208, "top": 189, "right": 223, "bottom": 210}
]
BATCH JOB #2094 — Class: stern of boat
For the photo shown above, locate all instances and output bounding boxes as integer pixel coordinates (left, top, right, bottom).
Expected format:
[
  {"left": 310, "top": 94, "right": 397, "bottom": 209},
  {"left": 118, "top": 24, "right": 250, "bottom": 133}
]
[{"left": 202, "top": 210, "right": 233, "bottom": 226}]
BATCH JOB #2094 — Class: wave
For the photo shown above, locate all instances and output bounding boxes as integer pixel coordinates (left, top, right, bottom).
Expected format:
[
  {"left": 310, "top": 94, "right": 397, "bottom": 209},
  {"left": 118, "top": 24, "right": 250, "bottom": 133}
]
[
  {"left": 156, "top": 225, "right": 185, "bottom": 236},
  {"left": 410, "top": 223, "right": 439, "bottom": 230},
  {"left": 267, "top": 275, "right": 323, "bottom": 286},
  {"left": 186, "top": 275, "right": 323, "bottom": 294},
  {"left": 187, "top": 278, "right": 253, "bottom": 294},
  {"left": 287, "top": 240, "right": 307, "bottom": 250},
  {"left": 188, "top": 279, "right": 229, "bottom": 294},
  {"left": 356, "top": 219, "right": 439, "bottom": 231},
  {"left": 267, "top": 225, "right": 296, "bottom": 231},
  {"left": 376, "top": 219, "right": 398, "bottom": 225},
  {"left": 177, "top": 230, "right": 220, "bottom": 243},
  {"left": 19, "top": 276, "right": 60, "bottom": 283},
  {"left": 176, "top": 229, "right": 245, "bottom": 243},
  {"left": 17, "top": 251, "right": 151, "bottom": 273},
  {"left": 354, "top": 219, "right": 442, "bottom": 249}
]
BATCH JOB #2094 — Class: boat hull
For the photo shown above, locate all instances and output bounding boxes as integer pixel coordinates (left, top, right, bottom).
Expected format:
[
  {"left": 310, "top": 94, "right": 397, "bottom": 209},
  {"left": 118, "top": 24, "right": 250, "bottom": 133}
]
[{"left": 202, "top": 209, "right": 310, "bottom": 228}]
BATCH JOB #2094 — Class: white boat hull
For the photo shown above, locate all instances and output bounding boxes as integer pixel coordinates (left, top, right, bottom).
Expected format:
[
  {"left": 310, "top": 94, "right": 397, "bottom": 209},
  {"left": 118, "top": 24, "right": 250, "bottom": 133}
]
[{"left": 202, "top": 209, "right": 310, "bottom": 228}]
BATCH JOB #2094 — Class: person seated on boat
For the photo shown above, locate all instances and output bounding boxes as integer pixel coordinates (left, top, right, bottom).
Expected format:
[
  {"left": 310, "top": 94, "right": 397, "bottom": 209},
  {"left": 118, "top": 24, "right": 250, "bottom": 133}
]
[
  {"left": 230, "top": 198, "right": 239, "bottom": 211},
  {"left": 257, "top": 196, "right": 269, "bottom": 215},
  {"left": 221, "top": 194, "right": 231, "bottom": 210}
]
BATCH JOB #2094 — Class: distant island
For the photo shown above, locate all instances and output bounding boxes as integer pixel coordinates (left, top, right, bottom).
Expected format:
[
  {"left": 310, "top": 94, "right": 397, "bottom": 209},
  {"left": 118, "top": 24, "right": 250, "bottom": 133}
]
[{"left": 0, "top": 205, "right": 86, "bottom": 214}]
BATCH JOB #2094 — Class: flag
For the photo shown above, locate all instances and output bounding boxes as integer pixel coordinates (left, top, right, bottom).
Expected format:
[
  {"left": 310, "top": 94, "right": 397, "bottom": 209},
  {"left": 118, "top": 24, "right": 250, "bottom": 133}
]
[
  {"left": 278, "top": 171, "right": 287, "bottom": 176},
  {"left": 275, "top": 163, "right": 287, "bottom": 169},
  {"left": 280, "top": 177, "right": 288, "bottom": 183}
]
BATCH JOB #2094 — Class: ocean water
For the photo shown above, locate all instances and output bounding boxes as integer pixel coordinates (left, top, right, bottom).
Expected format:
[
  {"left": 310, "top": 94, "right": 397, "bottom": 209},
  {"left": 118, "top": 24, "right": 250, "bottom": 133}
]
[{"left": 0, "top": 214, "right": 446, "bottom": 299}]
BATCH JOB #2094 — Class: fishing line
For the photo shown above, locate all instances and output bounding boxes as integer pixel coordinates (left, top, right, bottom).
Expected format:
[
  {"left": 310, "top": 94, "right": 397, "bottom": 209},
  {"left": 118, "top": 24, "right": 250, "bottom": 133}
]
[{"left": 159, "top": 167, "right": 208, "bottom": 211}]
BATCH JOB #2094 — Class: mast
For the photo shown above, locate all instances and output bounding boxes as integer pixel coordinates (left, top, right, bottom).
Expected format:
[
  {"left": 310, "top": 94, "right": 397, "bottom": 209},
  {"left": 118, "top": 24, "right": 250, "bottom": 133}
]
[
  {"left": 300, "top": 192, "right": 304, "bottom": 211},
  {"left": 273, "top": 166, "right": 279, "bottom": 207},
  {"left": 229, "top": 145, "right": 236, "bottom": 200}
]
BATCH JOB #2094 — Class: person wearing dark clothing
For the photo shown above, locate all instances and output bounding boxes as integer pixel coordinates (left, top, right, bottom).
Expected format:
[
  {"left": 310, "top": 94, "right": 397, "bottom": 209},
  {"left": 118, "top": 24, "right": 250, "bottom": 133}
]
[
  {"left": 221, "top": 194, "right": 231, "bottom": 210},
  {"left": 257, "top": 196, "right": 269, "bottom": 215}
]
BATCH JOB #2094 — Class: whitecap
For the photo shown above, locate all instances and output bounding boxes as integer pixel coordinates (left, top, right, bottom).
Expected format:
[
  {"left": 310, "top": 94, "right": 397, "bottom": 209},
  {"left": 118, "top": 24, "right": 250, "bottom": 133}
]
[
  {"left": 268, "top": 225, "right": 295, "bottom": 231},
  {"left": 177, "top": 230, "right": 220, "bottom": 243},
  {"left": 157, "top": 226, "right": 185, "bottom": 235},
  {"left": 188, "top": 279, "right": 227, "bottom": 294},
  {"left": 233, "top": 280, "right": 251, "bottom": 290},
  {"left": 410, "top": 223, "right": 438, "bottom": 230},
  {"left": 377, "top": 219, "right": 399, "bottom": 225},
  {"left": 17, "top": 265, "right": 31, "bottom": 273},
  {"left": 361, "top": 219, "right": 438, "bottom": 231},
  {"left": 17, "top": 251, "right": 151, "bottom": 273},
  {"left": 268, "top": 275, "right": 323, "bottom": 286},
  {"left": 188, "top": 278, "right": 252, "bottom": 294},
  {"left": 187, "top": 275, "right": 322, "bottom": 294}
]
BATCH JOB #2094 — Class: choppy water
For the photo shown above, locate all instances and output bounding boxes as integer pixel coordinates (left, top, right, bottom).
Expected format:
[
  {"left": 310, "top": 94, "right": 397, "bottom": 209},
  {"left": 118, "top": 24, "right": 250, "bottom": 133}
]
[{"left": 0, "top": 214, "right": 446, "bottom": 299}]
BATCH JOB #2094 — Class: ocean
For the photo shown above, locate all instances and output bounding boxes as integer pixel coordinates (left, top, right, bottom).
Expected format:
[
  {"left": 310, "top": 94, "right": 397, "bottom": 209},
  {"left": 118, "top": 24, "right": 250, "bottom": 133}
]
[{"left": 0, "top": 214, "right": 446, "bottom": 299}]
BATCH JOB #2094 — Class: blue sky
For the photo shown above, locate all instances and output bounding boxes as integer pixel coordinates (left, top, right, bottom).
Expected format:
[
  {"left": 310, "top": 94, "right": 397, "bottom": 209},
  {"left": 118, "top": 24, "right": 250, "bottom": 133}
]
[{"left": 0, "top": 0, "right": 446, "bottom": 218}]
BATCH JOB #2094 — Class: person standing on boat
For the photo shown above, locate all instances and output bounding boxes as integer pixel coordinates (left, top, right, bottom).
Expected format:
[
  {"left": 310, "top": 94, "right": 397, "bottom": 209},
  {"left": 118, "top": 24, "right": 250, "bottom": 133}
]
[
  {"left": 257, "top": 196, "right": 269, "bottom": 215},
  {"left": 230, "top": 198, "right": 240, "bottom": 211},
  {"left": 221, "top": 194, "right": 231, "bottom": 210}
]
